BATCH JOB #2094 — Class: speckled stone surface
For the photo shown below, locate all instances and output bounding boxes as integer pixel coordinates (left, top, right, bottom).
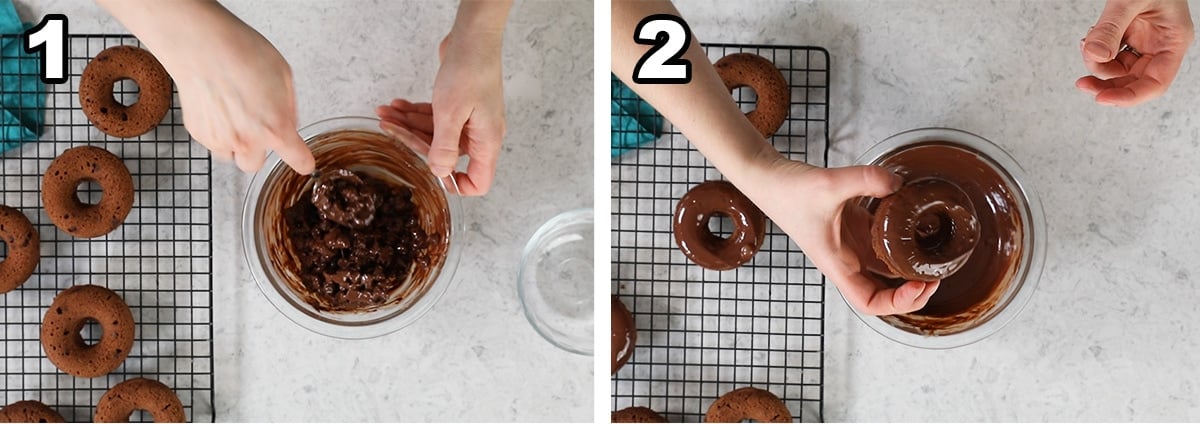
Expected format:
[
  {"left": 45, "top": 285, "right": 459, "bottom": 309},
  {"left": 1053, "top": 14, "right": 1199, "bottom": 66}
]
[
  {"left": 675, "top": 0, "right": 1200, "bottom": 421},
  {"left": 24, "top": 0, "right": 592, "bottom": 421}
]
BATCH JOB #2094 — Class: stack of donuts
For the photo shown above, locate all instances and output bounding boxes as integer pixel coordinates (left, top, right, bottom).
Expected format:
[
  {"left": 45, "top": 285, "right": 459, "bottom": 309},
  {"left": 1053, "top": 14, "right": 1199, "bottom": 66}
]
[{"left": 1, "top": 45, "right": 187, "bottom": 422}]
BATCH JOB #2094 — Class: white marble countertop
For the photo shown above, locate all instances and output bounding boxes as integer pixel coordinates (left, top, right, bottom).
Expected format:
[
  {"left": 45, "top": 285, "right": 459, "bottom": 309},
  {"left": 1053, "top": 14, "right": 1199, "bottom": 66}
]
[
  {"left": 23, "top": 0, "right": 593, "bottom": 421},
  {"left": 675, "top": 0, "right": 1200, "bottom": 421}
]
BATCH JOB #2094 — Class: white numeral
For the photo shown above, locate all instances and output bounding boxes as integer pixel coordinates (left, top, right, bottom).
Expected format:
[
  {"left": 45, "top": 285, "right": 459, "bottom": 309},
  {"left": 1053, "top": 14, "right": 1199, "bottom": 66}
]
[
  {"left": 24, "top": 14, "right": 69, "bottom": 84},
  {"left": 632, "top": 15, "right": 692, "bottom": 84}
]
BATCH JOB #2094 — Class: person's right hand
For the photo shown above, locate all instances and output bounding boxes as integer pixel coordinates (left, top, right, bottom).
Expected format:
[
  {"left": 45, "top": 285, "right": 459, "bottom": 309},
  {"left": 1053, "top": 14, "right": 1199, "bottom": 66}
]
[
  {"left": 1076, "top": 0, "right": 1195, "bottom": 107},
  {"left": 164, "top": 21, "right": 314, "bottom": 174},
  {"left": 738, "top": 157, "right": 940, "bottom": 316}
]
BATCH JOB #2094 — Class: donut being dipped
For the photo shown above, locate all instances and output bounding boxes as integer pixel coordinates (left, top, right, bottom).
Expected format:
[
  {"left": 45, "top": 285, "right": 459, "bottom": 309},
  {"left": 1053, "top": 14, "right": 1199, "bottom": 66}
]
[{"left": 871, "top": 178, "right": 980, "bottom": 281}]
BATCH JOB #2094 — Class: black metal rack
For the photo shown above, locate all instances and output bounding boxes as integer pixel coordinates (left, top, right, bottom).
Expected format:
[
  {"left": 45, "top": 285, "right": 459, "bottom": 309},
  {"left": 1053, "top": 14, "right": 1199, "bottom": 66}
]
[
  {"left": 0, "top": 35, "right": 214, "bottom": 422},
  {"left": 611, "top": 43, "right": 829, "bottom": 422}
]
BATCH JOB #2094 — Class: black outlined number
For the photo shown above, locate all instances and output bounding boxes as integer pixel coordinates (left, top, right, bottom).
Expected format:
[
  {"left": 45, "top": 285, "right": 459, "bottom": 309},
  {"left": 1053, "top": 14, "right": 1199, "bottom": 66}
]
[
  {"left": 23, "top": 14, "right": 69, "bottom": 85},
  {"left": 632, "top": 15, "right": 692, "bottom": 84}
]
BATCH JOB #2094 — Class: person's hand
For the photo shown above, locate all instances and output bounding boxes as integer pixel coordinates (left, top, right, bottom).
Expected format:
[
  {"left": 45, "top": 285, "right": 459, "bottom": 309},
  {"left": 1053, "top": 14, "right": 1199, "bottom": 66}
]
[
  {"left": 94, "top": 0, "right": 314, "bottom": 174},
  {"left": 1076, "top": 0, "right": 1195, "bottom": 107},
  {"left": 739, "top": 158, "right": 940, "bottom": 316}
]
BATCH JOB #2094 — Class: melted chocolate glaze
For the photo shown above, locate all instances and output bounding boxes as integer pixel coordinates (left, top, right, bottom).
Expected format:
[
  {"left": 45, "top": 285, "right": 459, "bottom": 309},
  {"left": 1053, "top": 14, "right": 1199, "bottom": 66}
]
[
  {"left": 864, "top": 142, "right": 1024, "bottom": 335},
  {"left": 263, "top": 129, "right": 451, "bottom": 313}
]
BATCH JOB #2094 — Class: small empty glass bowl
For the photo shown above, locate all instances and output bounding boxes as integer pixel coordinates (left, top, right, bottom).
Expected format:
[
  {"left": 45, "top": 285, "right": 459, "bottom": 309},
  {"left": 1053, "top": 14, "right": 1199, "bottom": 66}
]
[
  {"left": 242, "top": 116, "right": 463, "bottom": 339},
  {"left": 518, "top": 208, "right": 594, "bottom": 355},
  {"left": 847, "top": 128, "right": 1046, "bottom": 349}
]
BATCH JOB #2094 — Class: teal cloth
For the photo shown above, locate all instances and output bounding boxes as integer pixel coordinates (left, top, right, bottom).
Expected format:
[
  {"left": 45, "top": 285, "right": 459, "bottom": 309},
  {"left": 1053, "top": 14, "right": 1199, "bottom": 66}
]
[
  {"left": 0, "top": 0, "right": 44, "bottom": 152},
  {"left": 611, "top": 74, "right": 662, "bottom": 157}
]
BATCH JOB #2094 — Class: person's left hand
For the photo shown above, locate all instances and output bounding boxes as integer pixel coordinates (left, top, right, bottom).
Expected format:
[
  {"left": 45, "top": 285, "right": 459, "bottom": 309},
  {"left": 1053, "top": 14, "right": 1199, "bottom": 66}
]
[
  {"left": 1076, "top": 0, "right": 1196, "bottom": 107},
  {"left": 377, "top": 29, "right": 506, "bottom": 196}
]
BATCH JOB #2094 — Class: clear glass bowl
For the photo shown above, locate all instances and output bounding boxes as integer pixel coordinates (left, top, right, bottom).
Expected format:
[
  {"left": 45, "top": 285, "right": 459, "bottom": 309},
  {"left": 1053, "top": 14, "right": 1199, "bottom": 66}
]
[
  {"left": 517, "top": 208, "right": 594, "bottom": 355},
  {"left": 242, "top": 116, "right": 463, "bottom": 339},
  {"left": 847, "top": 127, "right": 1046, "bottom": 349}
]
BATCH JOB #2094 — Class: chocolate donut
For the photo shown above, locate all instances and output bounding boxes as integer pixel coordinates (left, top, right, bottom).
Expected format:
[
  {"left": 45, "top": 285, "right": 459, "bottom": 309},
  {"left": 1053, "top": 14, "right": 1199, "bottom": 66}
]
[
  {"left": 80, "top": 45, "right": 172, "bottom": 138},
  {"left": 872, "top": 178, "right": 980, "bottom": 281},
  {"left": 611, "top": 295, "right": 636, "bottom": 374},
  {"left": 41, "top": 285, "right": 135, "bottom": 378},
  {"left": 673, "top": 181, "right": 765, "bottom": 270},
  {"left": 0, "top": 205, "right": 39, "bottom": 293},
  {"left": 0, "top": 400, "right": 64, "bottom": 423},
  {"left": 714, "top": 53, "right": 790, "bottom": 138},
  {"left": 705, "top": 387, "right": 791, "bottom": 423},
  {"left": 42, "top": 146, "right": 135, "bottom": 238},
  {"left": 612, "top": 406, "right": 667, "bottom": 423},
  {"left": 94, "top": 378, "right": 185, "bottom": 423}
]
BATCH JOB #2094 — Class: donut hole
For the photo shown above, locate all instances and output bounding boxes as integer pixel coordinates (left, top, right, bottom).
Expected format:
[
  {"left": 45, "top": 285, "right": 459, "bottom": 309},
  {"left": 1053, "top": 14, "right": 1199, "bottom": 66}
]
[
  {"left": 129, "top": 410, "right": 151, "bottom": 422},
  {"left": 0, "top": 238, "right": 7, "bottom": 261},
  {"left": 706, "top": 212, "right": 735, "bottom": 239},
  {"left": 80, "top": 318, "right": 102, "bottom": 346},
  {"left": 112, "top": 78, "right": 140, "bottom": 107},
  {"left": 76, "top": 180, "right": 104, "bottom": 206},
  {"left": 914, "top": 210, "right": 954, "bottom": 252},
  {"left": 731, "top": 85, "right": 759, "bottom": 114}
]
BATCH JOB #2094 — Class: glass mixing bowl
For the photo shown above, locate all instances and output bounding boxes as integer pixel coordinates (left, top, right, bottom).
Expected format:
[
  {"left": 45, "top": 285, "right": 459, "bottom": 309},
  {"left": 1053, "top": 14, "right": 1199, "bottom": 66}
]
[
  {"left": 242, "top": 116, "right": 463, "bottom": 339},
  {"left": 847, "top": 127, "right": 1046, "bottom": 349},
  {"left": 517, "top": 208, "right": 594, "bottom": 355}
]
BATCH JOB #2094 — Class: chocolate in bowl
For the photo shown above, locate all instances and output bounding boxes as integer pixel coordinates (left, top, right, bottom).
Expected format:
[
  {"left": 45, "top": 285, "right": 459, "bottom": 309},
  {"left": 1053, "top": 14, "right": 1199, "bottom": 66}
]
[
  {"left": 243, "top": 117, "right": 462, "bottom": 339},
  {"left": 848, "top": 128, "right": 1045, "bottom": 349}
]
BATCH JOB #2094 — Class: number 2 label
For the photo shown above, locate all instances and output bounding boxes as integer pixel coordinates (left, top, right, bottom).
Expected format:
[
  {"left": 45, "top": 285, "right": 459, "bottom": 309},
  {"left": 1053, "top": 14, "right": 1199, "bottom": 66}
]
[
  {"left": 23, "top": 14, "right": 69, "bottom": 85},
  {"left": 632, "top": 15, "right": 692, "bottom": 84}
]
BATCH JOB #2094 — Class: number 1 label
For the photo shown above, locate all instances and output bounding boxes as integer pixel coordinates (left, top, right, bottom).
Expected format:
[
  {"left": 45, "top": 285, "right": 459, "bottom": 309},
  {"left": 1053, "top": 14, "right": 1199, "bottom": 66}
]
[
  {"left": 632, "top": 15, "right": 692, "bottom": 84},
  {"left": 23, "top": 14, "right": 69, "bottom": 85}
]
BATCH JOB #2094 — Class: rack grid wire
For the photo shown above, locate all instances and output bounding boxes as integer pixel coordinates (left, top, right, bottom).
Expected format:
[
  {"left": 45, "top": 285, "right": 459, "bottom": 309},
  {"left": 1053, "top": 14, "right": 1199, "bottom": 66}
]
[
  {"left": 0, "top": 34, "right": 214, "bottom": 422},
  {"left": 611, "top": 43, "right": 830, "bottom": 422}
]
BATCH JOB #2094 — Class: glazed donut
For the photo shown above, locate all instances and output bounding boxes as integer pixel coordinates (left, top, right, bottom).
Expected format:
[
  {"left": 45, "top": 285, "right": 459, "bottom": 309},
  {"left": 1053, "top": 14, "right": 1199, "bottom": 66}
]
[
  {"left": 673, "top": 181, "right": 766, "bottom": 270},
  {"left": 611, "top": 296, "right": 637, "bottom": 374},
  {"left": 612, "top": 406, "right": 667, "bottom": 423},
  {"left": 42, "top": 146, "right": 135, "bottom": 238},
  {"left": 0, "top": 205, "right": 39, "bottom": 293},
  {"left": 714, "top": 53, "right": 790, "bottom": 138},
  {"left": 0, "top": 400, "right": 65, "bottom": 423},
  {"left": 94, "top": 378, "right": 185, "bottom": 423},
  {"left": 80, "top": 45, "right": 172, "bottom": 138},
  {"left": 871, "top": 178, "right": 980, "bottom": 281},
  {"left": 705, "top": 387, "right": 791, "bottom": 423},
  {"left": 41, "top": 285, "right": 135, "bottom": 378}
]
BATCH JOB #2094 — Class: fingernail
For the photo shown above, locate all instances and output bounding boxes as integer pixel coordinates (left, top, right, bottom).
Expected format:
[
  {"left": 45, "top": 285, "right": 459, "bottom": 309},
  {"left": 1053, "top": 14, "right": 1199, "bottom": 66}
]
[
  {"left": 1097, "top": 99, "right": 1117, "bottom": 106},
  {"left": 1084, "top": 41, "right": 1114, "bottom": 60},
  {"left": 430, "top": 165, "right": 452, "bottom": 177}
]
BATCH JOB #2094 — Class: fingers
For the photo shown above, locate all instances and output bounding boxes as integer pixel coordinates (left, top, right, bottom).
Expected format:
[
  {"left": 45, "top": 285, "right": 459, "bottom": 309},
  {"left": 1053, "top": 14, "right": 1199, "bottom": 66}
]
[
  {"left": 1094, "top": 75, "right": 1169, "bottom": 107},
  {"left": 234, "top": 145, "right": 266, "bottom": 173},
  {"left": 376, "top": 102, "right": 436, "bottom": 136},
  {"left": 822, "top": 165, "right": 902, "bottom": 200},
  {"left": 1084, "top": 2, "right": 1140, "bottom": 62},
  {"left": 453, "top": 134, "right": 503, "bottom": 196},
  {"left": 836, "top": 272, "right": 940, "bottom": 316},
  {"left": 267, "top": 127, "right": 316, "bottom": 175},
  {"left": 429, "top": 108, "right": 468, "bottom": 178},
  {"left": 1076, "top": 51, "right": 1181, "bottom": 107},
  {"left": 380, "top": 120, "right": 434, "bottom": 156},
  {"left": 1082, "top": 45, "right": 1141, "bottom": 79}
]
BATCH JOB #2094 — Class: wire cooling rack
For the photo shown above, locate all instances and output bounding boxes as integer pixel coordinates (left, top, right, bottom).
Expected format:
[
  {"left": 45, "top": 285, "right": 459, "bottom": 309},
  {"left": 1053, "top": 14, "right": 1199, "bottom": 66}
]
[
  {"left": 0, "top": 35, "right": 214, "bottom": 422},
  {"left": 611, "top": 44, "right": 829, "bottom": 422}
]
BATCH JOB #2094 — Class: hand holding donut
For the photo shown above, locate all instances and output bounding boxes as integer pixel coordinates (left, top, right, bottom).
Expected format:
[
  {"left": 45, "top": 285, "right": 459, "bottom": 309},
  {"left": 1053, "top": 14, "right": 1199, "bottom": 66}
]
[
  {"left": 95, "top": 0, "right": 316, "bottom": 175},
  {"left": 741, "top": 159, "right": 941, "bottom": 316},
  {"left": 1076, "top": 0, "right": 1195, "bottom": 107},
  {"left": 377, "top": 0, "right": 512, "bottom": 196}
]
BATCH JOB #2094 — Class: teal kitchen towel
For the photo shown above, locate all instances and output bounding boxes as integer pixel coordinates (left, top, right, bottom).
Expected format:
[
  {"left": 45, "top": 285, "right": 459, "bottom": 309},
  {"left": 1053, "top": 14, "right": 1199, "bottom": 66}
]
[
  {"left": 611, "top": 74, "right": 662, "bottom": 157},
  {"left": 0, "top": 0, "right": 45, "bottom": 152}
]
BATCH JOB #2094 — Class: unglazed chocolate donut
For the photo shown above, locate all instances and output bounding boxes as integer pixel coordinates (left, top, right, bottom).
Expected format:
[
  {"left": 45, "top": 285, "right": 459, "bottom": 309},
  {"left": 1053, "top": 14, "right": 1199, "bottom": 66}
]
[
  {"left": 705, "top": 387, "right": 791, "bottom": 423},
  {"left": 714, "top": 53, "right": 790, "bottom": 138},
  {"left": 673, "top": 181, "right": 765, "bottom": 270},
  {"left": 42, "top": 146, "right": 135, "bottom": 238},
  {"left": 612, "top": 296, "right": 637, "bottom": 374},
  {"left": 41, "top": 285, "right": 135, "bottom": 378},
  {"left": 871, "top": 178, "right": 980, "bottom": 281},
  {"left": 0, "top": 400, "right": 64, "bottom": 423},
  {"left": 80, "top": 45, "right": 172, "bottom": 138},
  {"left": 612, "top": 406, "right": 667, "bottom": 423},
  {"left": 94, "top": 378, "right": 185, "bottom": 423},
  {"left": 0, "top": 205, "right": 39, "bottom": 294}
]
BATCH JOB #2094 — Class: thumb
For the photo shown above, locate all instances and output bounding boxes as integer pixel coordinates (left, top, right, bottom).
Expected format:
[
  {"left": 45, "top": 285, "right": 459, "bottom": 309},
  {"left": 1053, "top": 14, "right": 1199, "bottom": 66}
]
[
  {"left": 823, "top": 165, "right": 902, "bottom": 200},
  {"left": 428, "top": 108, "right": 466, "bottom": 178},
  {"left": 1085, "top": 2, "right": 1140, "bottom": 61}
]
